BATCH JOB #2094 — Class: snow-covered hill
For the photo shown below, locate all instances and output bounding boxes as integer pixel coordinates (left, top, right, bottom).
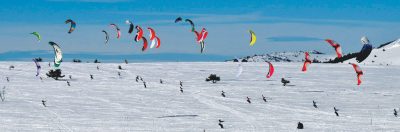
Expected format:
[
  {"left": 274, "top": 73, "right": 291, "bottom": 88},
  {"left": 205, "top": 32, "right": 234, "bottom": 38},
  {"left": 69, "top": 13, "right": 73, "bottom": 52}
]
[
  {"left": 349, "top": 39, "right": 400, "bottom": 65},
  {"left": 231, "top": 39, "right": 400, "bottom": 66},
  {"left": 0, "top": 62, "right": 399, "bottom": 131},
  {"left": 228, "top": 51, "right": 335, "bottom": 63}
]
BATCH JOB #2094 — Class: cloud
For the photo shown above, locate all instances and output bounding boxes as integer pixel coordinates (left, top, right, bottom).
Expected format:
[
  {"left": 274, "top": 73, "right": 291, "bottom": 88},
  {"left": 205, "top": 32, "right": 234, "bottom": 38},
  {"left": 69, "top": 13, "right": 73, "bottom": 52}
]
[{"left": 267, "top": 36, "right": 323, "bottom": 42}]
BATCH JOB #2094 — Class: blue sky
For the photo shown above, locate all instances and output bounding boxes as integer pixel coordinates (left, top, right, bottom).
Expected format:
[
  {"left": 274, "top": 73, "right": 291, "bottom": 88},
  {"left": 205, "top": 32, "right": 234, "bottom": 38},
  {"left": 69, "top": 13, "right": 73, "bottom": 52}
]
[{"left": 1, "top": 0, "right": 400, "bottom": 59}]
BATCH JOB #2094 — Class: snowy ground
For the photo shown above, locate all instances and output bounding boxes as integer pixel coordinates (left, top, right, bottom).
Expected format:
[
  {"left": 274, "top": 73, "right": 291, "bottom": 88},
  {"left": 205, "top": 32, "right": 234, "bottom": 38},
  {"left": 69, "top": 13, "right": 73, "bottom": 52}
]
[{"left": 0, "top": 62, "right": 399, "bottom": 131}]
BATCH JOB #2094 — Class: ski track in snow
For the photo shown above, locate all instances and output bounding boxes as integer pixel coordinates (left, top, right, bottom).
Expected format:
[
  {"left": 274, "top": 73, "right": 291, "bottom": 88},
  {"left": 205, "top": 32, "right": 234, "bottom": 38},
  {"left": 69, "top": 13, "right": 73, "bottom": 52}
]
[{"left": 0, "top": 62, "right": 399, "bottom": 131}]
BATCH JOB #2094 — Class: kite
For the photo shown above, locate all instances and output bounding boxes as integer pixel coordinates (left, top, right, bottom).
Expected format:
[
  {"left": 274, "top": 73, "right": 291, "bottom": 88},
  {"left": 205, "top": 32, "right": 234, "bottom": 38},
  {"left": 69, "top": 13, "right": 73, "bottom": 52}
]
[
  {"left": 102, "top": 30, "right": 109, "bottom": 44},
  {"left": 110, "top": 24, "right": 121, "bottom": 39},
  {"left": 350, "top": 63, "right": 363, "bottom": 85},
  {"left": 48, "top": 41, "right": 63, "bottom": 68},
  {"left": 249, "top": 30, "right": 256, "bottom": 46},
  {"left": 266, "top": 61, "right": 274, "bottom": 78},
  {"left": 325, "top": 39, "right": 343, "bottom": 58},
  {"left": 302, "top": 52, "right": 311, "bottom": 72},
  {"left": 30, "top": 32, "right": 41, "bottom": 42},
  {"left": 65, "top": 19, "right": 76, "bottom": 34}
]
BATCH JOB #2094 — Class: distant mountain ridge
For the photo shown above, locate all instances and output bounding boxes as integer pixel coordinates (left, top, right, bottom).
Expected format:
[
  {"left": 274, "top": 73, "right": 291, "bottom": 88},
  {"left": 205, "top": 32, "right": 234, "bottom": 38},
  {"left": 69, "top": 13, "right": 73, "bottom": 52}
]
[{"left": 227, "top": 50, "right": 334, "bottom": 63}]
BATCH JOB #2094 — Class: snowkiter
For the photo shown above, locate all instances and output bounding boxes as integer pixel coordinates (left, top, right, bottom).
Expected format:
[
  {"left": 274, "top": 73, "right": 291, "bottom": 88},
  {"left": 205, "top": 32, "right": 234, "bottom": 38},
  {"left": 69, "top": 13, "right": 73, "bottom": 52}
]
[
  {"left": 42, "top": 100, "right": 46, "bottom": 107},
  {"left": 246, "top": 97, "right": 251, "bottom": 104},
  {"left": 281, "top": 78, "right": 290, "bottom": 86},
  {"left": 297, "top": 122, "right": 304, "bottom": 129},
  {"left": 218, "top": 119, "right": 224, "bottom": 129},
  {"left": 334, "top": 107, "right": 339, "bottom": 116},
  {"left": 313, "top": 100, "right": 318, "bottom": 108},
  {"left": 262, "top": 95, "right": 267, "bottom": 102}
]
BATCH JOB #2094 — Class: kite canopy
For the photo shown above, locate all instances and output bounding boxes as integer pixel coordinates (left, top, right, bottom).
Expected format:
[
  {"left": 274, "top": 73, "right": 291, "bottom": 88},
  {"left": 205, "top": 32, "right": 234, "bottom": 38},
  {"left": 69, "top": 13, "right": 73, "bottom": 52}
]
[
  {"left": 266, "top": 61, "right": 274, "bottom": 78},
  {"left": 102, "top": 30, "right": 109, "bottom": 44},
  {"left": 126, "top": 20, "right": 134, "bottom": 34},
  {"left": 302, "top": 52, "right": 311, "bottom": 72},
  {"left": 249, "top": 30, "right": 256, "bottom": 46},
  {"left": 194, "top": 30, "right": 201, "bottom": 42},
  {"left": 325, "top": 39, "right": 343, "bottom": 58},
  {"left": 155, "top": 36, "right": 161, "bottom": 48},
  {"left": 32, "top": 59, "right": 41, "bottom": 76},
  {"left": 148, "top": 27, "right": 156, "bottom": 40},
  {"left": 350, "top": 63, "right": 363, "bottom": 85},
  {"left": 185, "top": 19, "right": 195, "bottom": 32},
  {"left": 135, "top": 26, "right": 143, "bottom": 42},
  {"left": 199, "top": 28, "right": 208, "bottom": 43},
  {"left": 147, "top": 27, "right": 161, "bottom": 49},
  {"left": 141, "top": 37, "right": 148, "bottom": 51},
  {"left": 193, "top": 28, "right": 208, "bottom": 53},
  {"left": 175, "top": 17, "right": 182, "bottom": 23},
  {"left": 30, "top": 32, "right": 41, "bottom": 42},
  {"left": 110, "top": 24, "right": 121, "bottom": 39},
  {"left": 48, "top": 41, "right": 63, "bottom": 68},
  {"left": 65, "top": 19, "right": 76, "bottom": 34}
]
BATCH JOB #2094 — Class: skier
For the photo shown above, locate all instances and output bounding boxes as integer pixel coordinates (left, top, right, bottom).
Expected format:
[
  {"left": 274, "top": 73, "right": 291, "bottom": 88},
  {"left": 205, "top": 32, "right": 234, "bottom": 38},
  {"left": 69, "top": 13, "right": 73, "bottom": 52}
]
[
  {"left": 69, "top": 75, "right": 72, "bottom": 79},
  {"left": 262, "top": 95, "right": 267, "bottom": 102},
  {"left": 124, "top": 59, "right": 128, "bottom": 64},
  {"left": 221, "top": 91, "right": 226, "bottom": 97},
  {"left": 160, "top": 79, "right": 163, "bottom": 84},
  {"left": 246, "top": 97, "right": 251, "bottom": 104},
  {"left": 6, "top": 77, "right": 9, "bottom": 82},
  {"left": 180, "top": 86, "right": 183, "bottom": 93},
  {"left": 135, "top": 76, "right": 139, "bottom": 82},
  {"left": 313, "top": 100, "right": 318, "bottom": 108},
  {"left": 394, "top": 109, "right": 398, "bottom": 117},
  {"left": 48, "top": 62, "right": 50, "bottom": 67},
  {"left": 143, "top": 81, "right": 147, "bottom": 88},
  {"left": 96, "top": 66, "right": 99, "bottom": 70},
  {"left": 281, "top": 78, "right": 290, "bottom": 86},
  {"left": 297, "top": 122, "right": 304, "bottom": 129},
  {"left": 218, "top": 119, "right": 224, "bottom": 129},
  {"left": 42, "top": 100, "right": 46, "bottom": 107},
  {"left": 140, "top": 77, "right": 143, "bottom": 81},
  {"left": 334, "top": 107, "right": 339, "bottom": 116},
  {"left": 90, "top": 74, "right": 94, "bottom": 80},
  {"left": 67, "top": 81, "right": 70, "bottom": 86},
  {"left": 118, "top": 65, "right": 122, "bottom": 70},
  {"left": 179, "top": 81, "right": 183, "bottom": 87},
  {"left": 118, "top": 72, "right": 121, "bottom": 77}
]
